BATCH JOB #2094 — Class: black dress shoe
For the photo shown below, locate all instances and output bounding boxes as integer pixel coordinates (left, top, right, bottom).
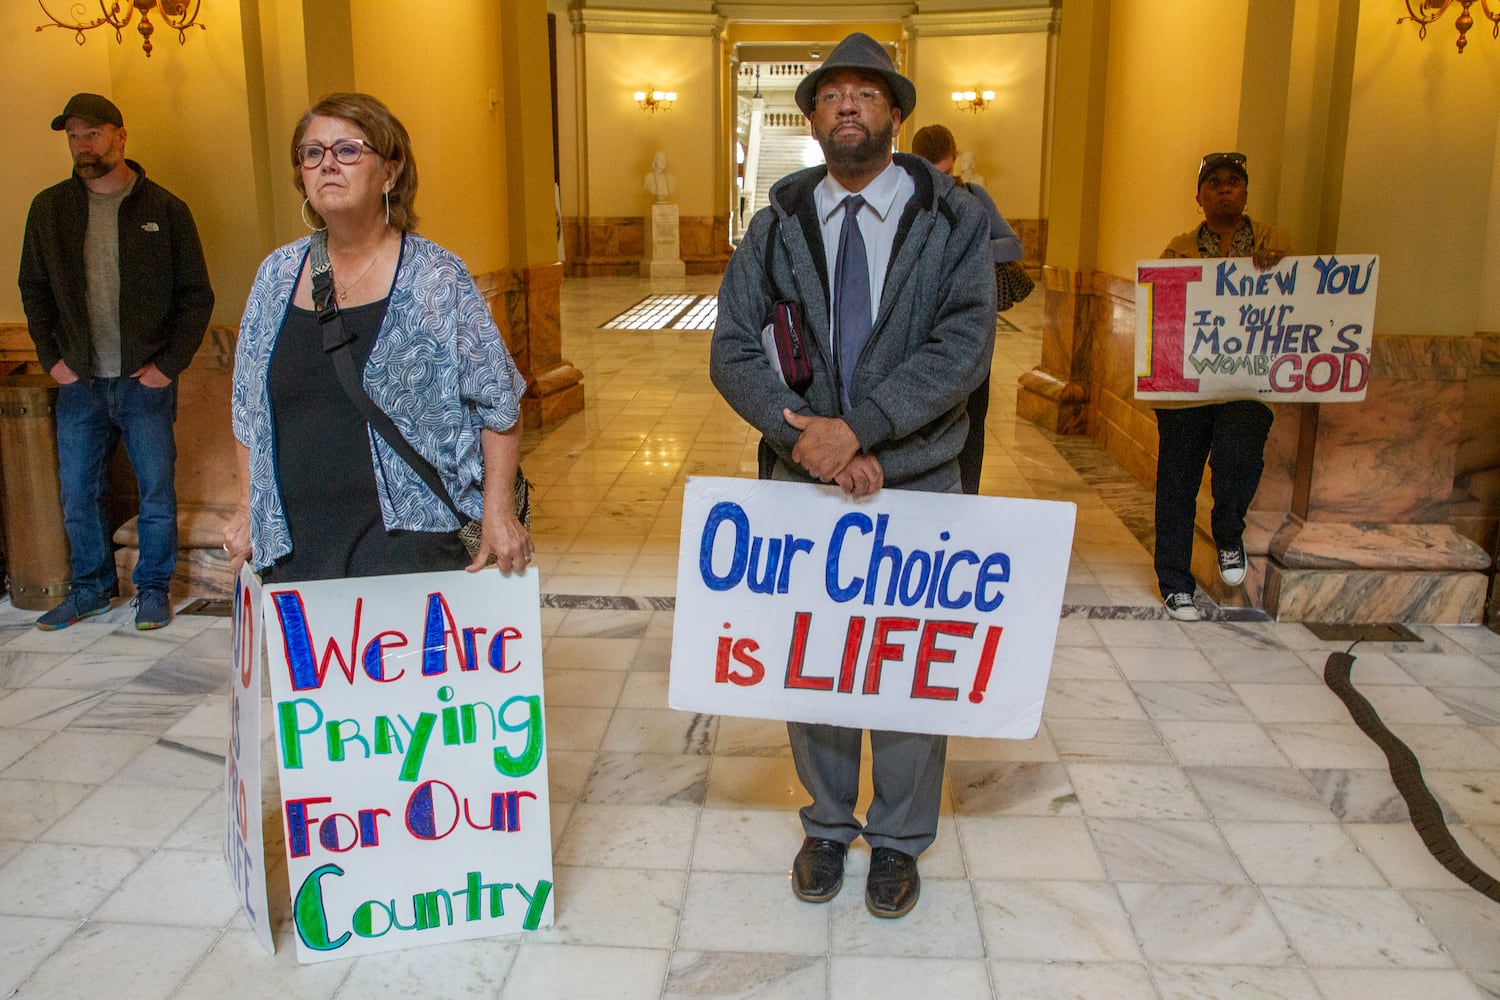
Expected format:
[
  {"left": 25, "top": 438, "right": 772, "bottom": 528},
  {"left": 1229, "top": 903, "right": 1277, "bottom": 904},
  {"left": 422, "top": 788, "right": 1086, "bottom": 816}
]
[
  {"left": 791, "top": 836, "right": 847, "bottom": 903},
  {"left": 865, "top": 846, "right": 920, "bottom": 918}
]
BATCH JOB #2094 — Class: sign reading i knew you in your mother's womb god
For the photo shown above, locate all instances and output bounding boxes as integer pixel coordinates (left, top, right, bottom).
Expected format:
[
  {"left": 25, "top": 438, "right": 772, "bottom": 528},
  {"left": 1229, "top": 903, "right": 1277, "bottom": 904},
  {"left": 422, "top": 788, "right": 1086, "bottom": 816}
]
[
  {"left": 670, "top": 477, "right": 1077, "bottom": 739},
  {"left": 263, "top": 568, "right": 553, "bottom": 964},
  {"left": 1135, "top": 254, "right": 1378, "bottom": 403}
]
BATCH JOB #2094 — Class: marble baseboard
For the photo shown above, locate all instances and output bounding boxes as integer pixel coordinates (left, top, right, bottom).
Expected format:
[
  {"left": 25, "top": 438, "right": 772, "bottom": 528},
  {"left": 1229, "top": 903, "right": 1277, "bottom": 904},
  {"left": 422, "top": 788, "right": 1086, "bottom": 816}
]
[
  {"left": 1262, "top": 566, "right": 1488, "bottom": 624},
  {"left": 114, "top": 545, "right": 234, "bottom": 600}
]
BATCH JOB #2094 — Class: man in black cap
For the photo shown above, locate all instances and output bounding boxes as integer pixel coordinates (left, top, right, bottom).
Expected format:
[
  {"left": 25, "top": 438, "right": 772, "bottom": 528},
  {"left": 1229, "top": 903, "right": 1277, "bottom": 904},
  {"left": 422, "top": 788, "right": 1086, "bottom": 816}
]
[
  {"left": 711, "top": 34, "right": 995, "bottom": 917},
  {"left": 18, "top": 93, "right": 213, "bottom": 631}
]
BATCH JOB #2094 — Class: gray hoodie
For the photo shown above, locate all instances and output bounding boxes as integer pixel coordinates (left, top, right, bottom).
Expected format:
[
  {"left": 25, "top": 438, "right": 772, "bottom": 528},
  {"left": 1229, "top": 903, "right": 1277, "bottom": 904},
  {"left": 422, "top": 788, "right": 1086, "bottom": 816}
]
[{"left": 711, "top": 153, "right": 997, "bottom": 487}]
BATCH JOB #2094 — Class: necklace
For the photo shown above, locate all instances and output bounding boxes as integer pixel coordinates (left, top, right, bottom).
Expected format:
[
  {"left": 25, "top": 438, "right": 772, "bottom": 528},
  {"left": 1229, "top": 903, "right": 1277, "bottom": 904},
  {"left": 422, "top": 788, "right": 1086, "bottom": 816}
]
[{"left": 331, "top": 235, "right": 389, "bottom": 302}]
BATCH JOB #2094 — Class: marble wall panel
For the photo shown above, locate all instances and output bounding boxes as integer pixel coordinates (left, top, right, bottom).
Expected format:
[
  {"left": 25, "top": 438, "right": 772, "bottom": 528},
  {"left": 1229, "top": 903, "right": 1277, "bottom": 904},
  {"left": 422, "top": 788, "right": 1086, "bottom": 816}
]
[
  {"left": 563, "top": 215, "right": 730, "bottom": 276},
  {"left": 1264, "top": 566, "right": 1487, "bottom": 624}
]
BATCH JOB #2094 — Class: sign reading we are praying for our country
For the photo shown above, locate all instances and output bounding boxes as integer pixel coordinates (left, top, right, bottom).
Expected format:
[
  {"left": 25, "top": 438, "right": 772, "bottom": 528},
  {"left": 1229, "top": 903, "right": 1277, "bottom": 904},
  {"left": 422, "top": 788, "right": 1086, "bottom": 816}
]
[
  {"left": 263, "top": 569, "right": 552, "bottom": 964},
  {"left": 670, "top": 477, "right": 1076, "bottom": 739},
  {"left": 1135, "top": 254, "right": 1378, "bottom": 403}
]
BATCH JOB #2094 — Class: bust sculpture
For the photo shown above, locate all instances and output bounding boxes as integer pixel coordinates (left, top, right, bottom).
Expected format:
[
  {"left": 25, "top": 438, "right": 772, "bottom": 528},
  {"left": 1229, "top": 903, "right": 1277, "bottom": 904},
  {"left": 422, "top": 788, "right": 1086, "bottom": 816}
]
[{"left": 643, "top": 151, "right": 677, "bottom": 203}]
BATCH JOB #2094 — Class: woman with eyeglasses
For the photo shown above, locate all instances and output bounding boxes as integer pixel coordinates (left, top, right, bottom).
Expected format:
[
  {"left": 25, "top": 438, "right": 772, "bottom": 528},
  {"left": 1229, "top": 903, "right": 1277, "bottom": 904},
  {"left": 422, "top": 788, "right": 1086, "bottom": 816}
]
[
  {"left": 224, "top": 92, "right": 531, "bottom": 582},
  {"left": 1151, "top": 151, "right": 1291, "bottom": 622}
]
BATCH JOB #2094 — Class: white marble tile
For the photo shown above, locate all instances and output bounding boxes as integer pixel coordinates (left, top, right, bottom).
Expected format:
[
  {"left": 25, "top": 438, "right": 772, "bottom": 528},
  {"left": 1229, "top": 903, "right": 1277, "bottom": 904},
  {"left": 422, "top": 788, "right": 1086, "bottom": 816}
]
[
  {"left": 1109, "top": 646, "right": 1219, "bottom": 682},
  {"left": 1344, "top": 822, "right": 1500, "bottom": 890},
  {"left": 617, "top": 670, "right": 671, "bottom": 710},
  {"left": 691, "top": 808, "right": 806, "bottom": 874},
  {"left": 1356, "top": 683, "right": 1467, "bottom": 724},
  {"left": 543, "top": 636, "right": 642, "bottom": 672},
  {"left": 1404, "top": 888, "right": 1500, "bottom": 972},
  {"left": 2, "top": 729, "right": 155, "bottom": 784},
  {"left": 1230, "top": 682, "right": 1352, "bottom": 723},
  {"left": 1152, "top": 963, "right": 1320, "bottom": 999},
  {"left": 1389, "top": 652, "right": 1500, "bottom": 688},
  {"left": 1261, "top": 886, "right": 1450, "bottom": 968},
  {"left": 986, "top": 959, "right": 1157, "bottom": 999},
  {"left": 665, "top": 951, "right": 826, "bottom": 999},
  {"left": 0, "top": 778, "right": 93, "bottom": 840},
  {"left": 531, "top": 864, "right": 683, "bottom": 948},
  {"left": 955, "top": 816, "right": 1105, "bottom": 880},
  {"left": 335, "top": 935, "right": 519, "bottom": 998},
  {"left": 94, "top": 848, "right": 242, "bottom": 926},
  {"left": 0, "top": 913, "right": 77, "bottom": 996},
  {"left": 1046, "top": 719, "right": 1173, "bottom": 765},
  {"left": 15, "top": 920, "right": 218, "bottom": 998},
  {"left": 1309, "top": 968, "right": 1488, "bottom": 1000},
  {"left": 1047, "top": 643, "right": 1122, "bottom": 681},
  {"left": 947, "top": 761, "right": 1080, "bottom": 817},
  {"left": 41, "top": 782, "right": 210, "bottom": 848},
  {"left": 600, "top": 706, "right": 717, "bottom": 755},
  {"left": 676, "top": 870, "right": 829, "bottom": 955},
  {"left": 829, "top": 955, "right": 991, "bottom": 1000},
  {"left": 1218, "top": 821, "right": 1386, "bottom": 887},
  {"left": 947, "top": 726, "right": 1059, "bottom": 762},
  {"left": 0, "top": 687, "right": 108, "bottom": 730},
  {"left": 1187, "top": 766, "right": 1337, "bottom": 822},
  {"left": 1303, "top": 768, "right": 1416, "bottom": 823},
  {"left": 109, "top": 735, "right": 226, "bottom": 789},
  {"left": 1156, "top": 721, "right": 1292, "bottom": 767},
  {"left": 0, "top": 649, "right": 71, "bottom": 688},
  {"left": 1043, "top": 679, "right": 1148, "bottom": 720},
  {"left": 542, "top": 705, "right": 613, "bottom": 752},
  {"left": 971, "top": 879, "right": 1140, "bottom": 961},
  {"left": 1087, "top": 619, "right": 1198, "bottom": 649},
  {"left": 1431, "top": 686, "right": 1500, "bottom": 726},
  {"left": 1297, "top": 648, "right": 1416, "bottom": 684},
  {"left": 1117, "top": 882, "right": 1296, "bottom": 965},
  {"left": 1066, "top": 763, "right": 1207, "bottom": 820},
  {"left": 1262, "top": 723, "right": 1395, "bottom": 769},
  {"left": 1425, "top": 770, "right": 1500, "bottom": 824},
  {"left": 1207, "top": 649, "right": 1321, "bottom": 685},
  {"left": 1134, "top": 681, "right": 1253, "bottom": 722},
  {"left": 828, "top": 877, "right": 984, "bottom": 958},
  {"left": 0, "top": 841, "right": 144, "bottom": 918},
  {"left": 554, "top": 802, "right": 698, "bottom": 870},
  {"left": 1398, "top": 726, "right": 1500, "bottom": 770},
  {"left": 163, "top": 789, "right": 235, "bottom": 853},
  {"left": 1090, "top": 818, "right": 1246, "bottom": 884},
  {"left": 501, "top": 941, "right": 672, "bottom": 995},
  {"left": 581, "top": 751, "right": 709, "bottom": 807},
  {"left": 704, "top": 755, "right": 808, "bottom": 811},
  {"left": 4, "top": 620, "right": 121, "bottom": 654},
  {"left": 0, "top": 727, "right": 49, "bottom": 772},
  {"left": 544, "top": 668, "right": 626, "bottom": 708},
  {"left": 546, "top": 748, "right": 595, "bottom": 803},
  {"left": 712, "top": 715, "right": 792, "bottom": 757}
]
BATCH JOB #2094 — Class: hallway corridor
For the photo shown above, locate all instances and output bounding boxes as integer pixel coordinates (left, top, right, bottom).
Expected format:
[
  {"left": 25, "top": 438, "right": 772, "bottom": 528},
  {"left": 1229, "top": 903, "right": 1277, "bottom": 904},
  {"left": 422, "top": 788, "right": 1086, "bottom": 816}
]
[{"left": 1, "top": 274, "right": 1498, "bottom": 999}]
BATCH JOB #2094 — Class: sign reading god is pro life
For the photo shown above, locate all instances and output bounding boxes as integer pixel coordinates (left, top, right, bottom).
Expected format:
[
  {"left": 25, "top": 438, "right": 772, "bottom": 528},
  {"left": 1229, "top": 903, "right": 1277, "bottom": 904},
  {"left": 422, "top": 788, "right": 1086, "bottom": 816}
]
[
  {"left": 1135, "top": 254, "right": 1378, "bottom": 403},
  {"left": 225, "top": 564, "right": 274, "bottom": 955},
  {"left": 670, "top": 477, "right": 1076, "bottom": 739},
  {"left": 264, "top": 568, "right": 552, "bottom": 964}
]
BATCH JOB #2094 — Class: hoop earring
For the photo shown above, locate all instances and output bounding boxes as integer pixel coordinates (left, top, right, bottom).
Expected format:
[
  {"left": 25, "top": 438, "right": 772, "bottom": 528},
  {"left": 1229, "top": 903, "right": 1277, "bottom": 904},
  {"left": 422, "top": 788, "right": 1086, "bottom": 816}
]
[
  {"left": 384, "top": 189, "right": 391, "bottom": 228},
  {"left": 300, "top": 198, "right": 326, "bottom": 232}
]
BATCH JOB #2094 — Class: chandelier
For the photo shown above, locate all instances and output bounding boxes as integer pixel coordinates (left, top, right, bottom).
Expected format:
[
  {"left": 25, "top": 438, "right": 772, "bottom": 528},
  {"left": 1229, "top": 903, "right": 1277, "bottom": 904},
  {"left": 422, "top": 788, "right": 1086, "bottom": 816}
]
[
  {"left": 1398, "top": 0, "right": 1499, "bottom": 53},
  {"left": 37, "top": 1, "right": 206, "bottom": 58}
]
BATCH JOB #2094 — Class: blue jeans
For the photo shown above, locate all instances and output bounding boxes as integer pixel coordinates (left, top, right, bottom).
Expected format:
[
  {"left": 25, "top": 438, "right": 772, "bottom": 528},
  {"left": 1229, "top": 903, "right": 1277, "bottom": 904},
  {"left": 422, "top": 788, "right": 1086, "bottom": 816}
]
[{"left": 56, "top": 377, "right": 178, "bottom": 597}]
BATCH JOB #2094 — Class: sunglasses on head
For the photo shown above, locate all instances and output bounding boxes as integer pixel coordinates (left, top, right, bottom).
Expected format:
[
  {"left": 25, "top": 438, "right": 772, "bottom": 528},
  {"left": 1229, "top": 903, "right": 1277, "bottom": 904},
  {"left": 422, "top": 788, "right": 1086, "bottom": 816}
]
[{"left": 1199, "top": 151, "right": 1246, "bottom": 170}]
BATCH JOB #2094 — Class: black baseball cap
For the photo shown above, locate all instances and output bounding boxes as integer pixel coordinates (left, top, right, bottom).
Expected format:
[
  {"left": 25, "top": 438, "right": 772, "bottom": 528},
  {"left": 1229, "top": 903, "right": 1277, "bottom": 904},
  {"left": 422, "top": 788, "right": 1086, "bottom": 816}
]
[{"left": 51, "top": 93, "right": 124, "bottom": 131}]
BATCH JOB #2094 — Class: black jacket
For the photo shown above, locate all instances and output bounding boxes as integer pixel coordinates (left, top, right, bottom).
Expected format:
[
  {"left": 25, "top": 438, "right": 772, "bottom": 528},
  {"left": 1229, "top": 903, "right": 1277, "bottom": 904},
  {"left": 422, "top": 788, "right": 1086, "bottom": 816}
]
[{"left": 18, "top": 160, "right": 214, "bottom": 380}]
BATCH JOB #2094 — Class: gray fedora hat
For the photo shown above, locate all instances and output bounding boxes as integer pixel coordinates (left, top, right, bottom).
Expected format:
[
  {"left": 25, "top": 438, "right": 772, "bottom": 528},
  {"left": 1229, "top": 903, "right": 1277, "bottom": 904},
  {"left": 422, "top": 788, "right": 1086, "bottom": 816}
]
[{"left": 795, "top": 33, "right": 916, "bottom": 119}]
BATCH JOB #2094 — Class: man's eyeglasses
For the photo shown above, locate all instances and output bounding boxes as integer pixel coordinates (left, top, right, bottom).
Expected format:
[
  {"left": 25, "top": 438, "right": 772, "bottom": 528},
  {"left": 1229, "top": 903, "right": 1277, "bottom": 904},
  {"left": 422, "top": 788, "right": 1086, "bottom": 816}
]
[
  {"left": 295, "top": 139, "right": 380, "bottom": 169},
  {"left": 816, "top": 87, "right": 887, "bottom": 109}
]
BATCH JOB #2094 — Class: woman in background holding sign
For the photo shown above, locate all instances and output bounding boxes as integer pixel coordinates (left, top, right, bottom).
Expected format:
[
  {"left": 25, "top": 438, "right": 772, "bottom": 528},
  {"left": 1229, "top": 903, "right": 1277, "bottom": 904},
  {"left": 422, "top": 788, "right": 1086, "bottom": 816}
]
[
  {"left": 225, "top": 93, "right": 532, "bottom": 581},
  {"left": 1153, "top": 152, "right": 1291, "bottom": 621}
]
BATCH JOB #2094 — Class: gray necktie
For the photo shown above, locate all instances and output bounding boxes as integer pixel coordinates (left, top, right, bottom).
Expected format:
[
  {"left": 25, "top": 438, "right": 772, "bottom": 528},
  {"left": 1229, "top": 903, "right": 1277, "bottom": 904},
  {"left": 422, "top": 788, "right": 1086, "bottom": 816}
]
[{"left": 834, "top": 194, "right": 870, "bottom": 410}]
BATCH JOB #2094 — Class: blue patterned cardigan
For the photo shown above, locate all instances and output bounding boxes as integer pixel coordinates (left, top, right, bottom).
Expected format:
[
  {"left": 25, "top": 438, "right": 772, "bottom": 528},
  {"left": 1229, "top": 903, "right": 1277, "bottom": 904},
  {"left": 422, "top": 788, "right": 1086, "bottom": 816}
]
[{"left": 231, "top": 233, "right": 526, "bottom": 570}]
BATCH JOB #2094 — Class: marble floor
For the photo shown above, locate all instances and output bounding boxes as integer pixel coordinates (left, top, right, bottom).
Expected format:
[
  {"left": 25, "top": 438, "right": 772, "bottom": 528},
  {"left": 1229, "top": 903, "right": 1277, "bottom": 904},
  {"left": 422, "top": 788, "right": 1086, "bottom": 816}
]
[{"left": 3, "top": 274, "right": 1500, "bottom": 999}]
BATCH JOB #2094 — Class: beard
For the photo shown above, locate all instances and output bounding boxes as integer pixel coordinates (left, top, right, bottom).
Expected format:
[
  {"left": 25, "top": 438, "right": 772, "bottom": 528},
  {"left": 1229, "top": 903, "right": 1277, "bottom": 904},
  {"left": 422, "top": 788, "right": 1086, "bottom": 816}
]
[
  {"left": 818, "top": 118, "right": 894, "bottom": 175},
  {"left": 72, "top": 153, "right": 116, "bottom": 180}
]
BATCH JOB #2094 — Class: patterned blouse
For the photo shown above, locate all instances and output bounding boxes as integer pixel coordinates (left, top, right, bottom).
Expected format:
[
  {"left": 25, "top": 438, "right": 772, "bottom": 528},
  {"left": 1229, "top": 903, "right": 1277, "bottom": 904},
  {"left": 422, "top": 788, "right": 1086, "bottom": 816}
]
[
  {"left": 1195, "top": 218, "right": 1256, "bottom": 258},
  {"left": 231, "top": 233, "right": 526, "bottom": 569}
]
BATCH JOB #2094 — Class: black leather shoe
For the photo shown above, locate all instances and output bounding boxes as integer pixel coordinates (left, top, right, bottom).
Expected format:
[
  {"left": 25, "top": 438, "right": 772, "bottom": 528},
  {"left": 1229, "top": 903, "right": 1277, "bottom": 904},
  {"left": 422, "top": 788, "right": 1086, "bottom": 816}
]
[
  {"left": 791, "top": 837, "right": 847, "bottom": 903},
  {"left": 865, "top": 847, "right": 920, "bottom": 918}
]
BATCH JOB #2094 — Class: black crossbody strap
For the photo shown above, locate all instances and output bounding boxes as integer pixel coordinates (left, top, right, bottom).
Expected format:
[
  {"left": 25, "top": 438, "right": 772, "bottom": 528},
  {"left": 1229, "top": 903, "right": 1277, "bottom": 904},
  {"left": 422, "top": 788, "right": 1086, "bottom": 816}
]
[{"left": 308, "top": 234, "right": 467, "bottom": 527}]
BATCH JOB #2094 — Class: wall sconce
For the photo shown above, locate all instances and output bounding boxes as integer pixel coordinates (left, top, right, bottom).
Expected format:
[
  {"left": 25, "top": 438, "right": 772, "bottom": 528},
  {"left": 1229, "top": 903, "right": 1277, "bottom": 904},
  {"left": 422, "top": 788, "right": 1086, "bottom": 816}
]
[
  {"left": 951, "top": 88, "right": 996, "bottom": 113},
  {"left": 633, "top": 88, "right": 677, "bottom": 113},
  {"left": 37, "top": 0, "right": 206, "bottom": 58},
  {"left": 1398, "top": 0, "right": 1499, "bottom": 53}
]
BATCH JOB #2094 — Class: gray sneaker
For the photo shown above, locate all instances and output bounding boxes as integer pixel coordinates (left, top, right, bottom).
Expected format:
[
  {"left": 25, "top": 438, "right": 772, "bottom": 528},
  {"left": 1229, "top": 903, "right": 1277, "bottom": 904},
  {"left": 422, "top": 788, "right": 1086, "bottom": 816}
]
[
  {"left": 36, "top": 590, "right": 111, "bottom": 631},
  {"left": 1163, "top": 592, "right": 1202, "bottom": 622},
  {"left": 134, "top": 589, "right": 172, "bottom": 630}
]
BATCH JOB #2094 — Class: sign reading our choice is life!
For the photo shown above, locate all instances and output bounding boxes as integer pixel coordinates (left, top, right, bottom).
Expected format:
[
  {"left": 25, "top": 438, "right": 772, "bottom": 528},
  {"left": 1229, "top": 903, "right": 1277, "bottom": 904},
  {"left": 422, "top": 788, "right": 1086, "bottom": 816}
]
[
  {"left": 670, "top": 477, "right": 1077, "bottom": 739},
  {"left": 264, "top": 568, "right": 553, "bottom": 964},
  {"left": 225, "top": 564, "right": 274, "bottom": 955},
  {"left": 1135, "top": 254, "right": 1378, "bottom": 402}
]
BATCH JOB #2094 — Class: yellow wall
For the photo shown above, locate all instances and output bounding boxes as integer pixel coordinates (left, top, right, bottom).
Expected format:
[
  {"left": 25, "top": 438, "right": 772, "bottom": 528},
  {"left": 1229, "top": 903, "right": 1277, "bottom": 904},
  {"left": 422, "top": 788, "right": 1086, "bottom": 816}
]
[
  {"left": 1094, "top": 0, "right": 1250, "bottom": 278},
  {"left": 582, "top": 32, "right": 719, "bottom": 218},
  {"left": 1332, "top": 1, "right": 1500, "bottom": 336},
  {"left": 908, "top": 32, "right": 1048, "bottom": 218},
  {"left": 349, "top": 0, "right": 512, "bottom": 275}
]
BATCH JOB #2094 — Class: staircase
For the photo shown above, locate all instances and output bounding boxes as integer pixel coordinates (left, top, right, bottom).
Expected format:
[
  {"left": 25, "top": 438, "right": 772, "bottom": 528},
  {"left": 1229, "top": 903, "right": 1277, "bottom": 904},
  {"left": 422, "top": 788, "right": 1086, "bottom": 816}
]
[{"left": 750, "top": 128, "right": 818, "bottom": 219}]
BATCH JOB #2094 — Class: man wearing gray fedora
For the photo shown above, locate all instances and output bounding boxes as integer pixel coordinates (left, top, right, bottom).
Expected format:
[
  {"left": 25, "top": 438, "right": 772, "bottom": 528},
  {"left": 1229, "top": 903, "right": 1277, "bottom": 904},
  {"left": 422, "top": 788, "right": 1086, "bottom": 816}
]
[{"left": 711, "top": 33, "right": 995, "bottom": 917}]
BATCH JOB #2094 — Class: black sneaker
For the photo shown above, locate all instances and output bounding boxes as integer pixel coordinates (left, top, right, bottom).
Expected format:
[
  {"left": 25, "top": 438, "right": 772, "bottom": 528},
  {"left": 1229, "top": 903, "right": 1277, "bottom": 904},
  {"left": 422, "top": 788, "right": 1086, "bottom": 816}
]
[
  {"left": 1163, "top": 592, "right": 1202, "bottom": 622},
  {"left": 133, "top": 589, "right": 172, "bottom": 630},
  {"left": 35, "top": 590, "right": 111, "bottom": 631},
  {"left": 1217, "top": 543, "right": 1247, "bottom": 586}
]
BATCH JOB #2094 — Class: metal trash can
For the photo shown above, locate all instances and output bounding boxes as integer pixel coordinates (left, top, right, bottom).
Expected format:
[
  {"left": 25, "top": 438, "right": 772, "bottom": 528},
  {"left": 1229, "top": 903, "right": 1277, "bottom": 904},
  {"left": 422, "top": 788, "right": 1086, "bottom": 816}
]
[{"left": 0, "top": 376, "right": 70, "bottom": 610}]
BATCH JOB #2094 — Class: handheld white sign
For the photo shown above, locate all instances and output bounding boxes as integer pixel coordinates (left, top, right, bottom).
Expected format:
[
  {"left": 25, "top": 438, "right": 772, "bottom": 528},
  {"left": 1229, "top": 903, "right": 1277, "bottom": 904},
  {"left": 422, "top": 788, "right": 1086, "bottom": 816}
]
[
  {"left": 225, "top": 565, "right": 274, "bottom": 954},
  {"left": 670, "top": 477, "right": 1076, "bottom": 739}
]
